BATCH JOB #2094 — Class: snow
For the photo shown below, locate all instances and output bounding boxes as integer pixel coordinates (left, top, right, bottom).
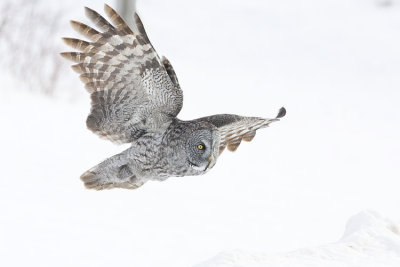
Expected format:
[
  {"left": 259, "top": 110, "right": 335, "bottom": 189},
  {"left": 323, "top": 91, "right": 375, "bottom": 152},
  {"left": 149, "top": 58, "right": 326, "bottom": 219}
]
[
  {"left": 1, "top": 0, "right": 400, "bottom": 266},
  {"left": 196, "top": 211, "right": 400, "bottom": 267}
]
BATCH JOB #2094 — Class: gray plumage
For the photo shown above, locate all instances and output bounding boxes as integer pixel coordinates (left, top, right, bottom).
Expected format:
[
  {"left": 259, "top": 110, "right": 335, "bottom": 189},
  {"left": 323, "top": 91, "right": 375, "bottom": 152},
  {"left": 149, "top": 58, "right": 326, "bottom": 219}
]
[{"left": 61, "top": 4, "right": 286, "bottom": 190}]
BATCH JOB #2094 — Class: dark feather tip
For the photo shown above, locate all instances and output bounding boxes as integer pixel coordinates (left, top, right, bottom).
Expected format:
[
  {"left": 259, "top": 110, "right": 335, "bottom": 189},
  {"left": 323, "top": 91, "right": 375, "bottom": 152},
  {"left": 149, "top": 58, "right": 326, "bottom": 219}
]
[{"left": 276, "top": 107, "right": 286, "bottom": 119}]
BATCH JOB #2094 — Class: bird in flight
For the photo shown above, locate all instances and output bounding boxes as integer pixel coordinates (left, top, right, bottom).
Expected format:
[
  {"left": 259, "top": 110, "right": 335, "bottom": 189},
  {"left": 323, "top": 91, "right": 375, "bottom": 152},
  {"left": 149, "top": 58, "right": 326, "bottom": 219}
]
[{"left": 61, "top": 4, "right": 286, "bottom": 190}]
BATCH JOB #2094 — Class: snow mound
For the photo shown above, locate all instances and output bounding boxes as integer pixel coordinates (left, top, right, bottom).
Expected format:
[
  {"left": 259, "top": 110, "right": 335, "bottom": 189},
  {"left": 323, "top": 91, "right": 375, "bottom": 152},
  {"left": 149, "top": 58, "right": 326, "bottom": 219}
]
[{"left": 196, "top": 211, "right": 400, "bottom": 267}]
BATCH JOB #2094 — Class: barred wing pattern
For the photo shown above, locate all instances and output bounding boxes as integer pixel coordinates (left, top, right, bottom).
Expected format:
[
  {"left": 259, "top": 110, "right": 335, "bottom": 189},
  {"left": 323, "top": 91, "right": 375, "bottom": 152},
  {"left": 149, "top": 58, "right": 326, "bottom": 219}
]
[
  {"left": 61, "top": 5, "right": 183, "bottom": 143},
  {"left": 199, "top": 107, "right": 286, "bottom": 154}
]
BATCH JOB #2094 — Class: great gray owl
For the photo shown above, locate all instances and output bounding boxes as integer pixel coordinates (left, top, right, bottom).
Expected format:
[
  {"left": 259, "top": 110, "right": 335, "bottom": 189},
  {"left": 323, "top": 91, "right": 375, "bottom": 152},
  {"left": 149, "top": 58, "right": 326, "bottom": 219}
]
[{"left": 61, "top": 4, "right": 286, "bottom": 190}]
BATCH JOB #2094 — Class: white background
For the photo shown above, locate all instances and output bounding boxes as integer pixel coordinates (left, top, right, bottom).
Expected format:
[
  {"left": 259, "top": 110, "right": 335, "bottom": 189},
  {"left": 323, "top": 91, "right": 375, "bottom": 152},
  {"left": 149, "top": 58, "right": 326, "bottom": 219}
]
[{"left": 0, "top": 0, "right": 399, "bottom": 266}]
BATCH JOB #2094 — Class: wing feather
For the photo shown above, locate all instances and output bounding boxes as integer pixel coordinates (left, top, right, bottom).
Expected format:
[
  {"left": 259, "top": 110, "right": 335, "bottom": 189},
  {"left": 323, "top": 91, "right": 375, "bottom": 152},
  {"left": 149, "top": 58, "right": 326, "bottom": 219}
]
[
  {"left": 61, "top": 5, "right": 183, "bottom": 143},
  {"left": 84, "top": 7, "right": 116, "bottom": 33},
  {"left": 133, "top": 13, "right": 150, "bottom": 43},
  {"left": 198, "top": 107, "right": 286, "bottom": 155},
  {"left": 70, "top": 20, "right": 102, "bottom": 41},
  {"left": 61, "top": 38, "right": 91, "bottom": 51},
  {"left": 103, "top": 4, "right": 133, "bottom": 35}
]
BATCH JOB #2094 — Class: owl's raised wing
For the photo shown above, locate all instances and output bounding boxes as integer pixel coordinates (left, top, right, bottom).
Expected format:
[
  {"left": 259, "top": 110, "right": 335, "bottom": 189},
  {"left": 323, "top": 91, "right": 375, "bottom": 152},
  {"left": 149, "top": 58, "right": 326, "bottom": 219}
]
[
  {"left": 61, "top": 5, "right": 182, "bottom": 143},
  {"left": 198, "top": 107, "right": 286, "bottom": 155}
]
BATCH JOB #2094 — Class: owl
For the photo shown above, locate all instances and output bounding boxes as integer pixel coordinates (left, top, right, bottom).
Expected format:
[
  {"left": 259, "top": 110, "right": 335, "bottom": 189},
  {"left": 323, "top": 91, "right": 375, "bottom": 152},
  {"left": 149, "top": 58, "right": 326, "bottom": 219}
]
[{"left": 61, "top": 4, "right": 286, "bottom": 190}]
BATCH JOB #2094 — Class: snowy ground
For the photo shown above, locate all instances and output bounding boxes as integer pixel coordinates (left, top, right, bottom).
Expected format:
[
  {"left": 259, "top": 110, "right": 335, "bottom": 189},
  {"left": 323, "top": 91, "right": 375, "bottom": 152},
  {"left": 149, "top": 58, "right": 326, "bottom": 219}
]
[
  {"left": 1, "top": 0, "right": 400, "bottom": 266},
  {"left": 197, "top": 211, "right": 400, "bottom": 267}
]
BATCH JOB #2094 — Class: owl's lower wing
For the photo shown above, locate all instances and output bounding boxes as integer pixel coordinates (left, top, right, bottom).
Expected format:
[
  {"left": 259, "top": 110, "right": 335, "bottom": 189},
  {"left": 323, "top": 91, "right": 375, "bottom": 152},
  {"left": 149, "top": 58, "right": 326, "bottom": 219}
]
[
  {"left": 198, "top": 107, "right": 286, "bottom": 155},
  {"left": 80, "top": 149, "right": 146, "bottom": 190},
  {"left": 61, "top": 5, "right": 183, "bottom": 143}
]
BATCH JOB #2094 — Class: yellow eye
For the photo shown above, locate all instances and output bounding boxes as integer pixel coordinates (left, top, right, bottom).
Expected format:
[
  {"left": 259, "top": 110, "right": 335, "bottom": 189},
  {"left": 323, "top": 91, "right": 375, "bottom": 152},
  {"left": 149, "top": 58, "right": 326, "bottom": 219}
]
[{"left": 197, "top": 144, "right": 204, "bottom": 150}]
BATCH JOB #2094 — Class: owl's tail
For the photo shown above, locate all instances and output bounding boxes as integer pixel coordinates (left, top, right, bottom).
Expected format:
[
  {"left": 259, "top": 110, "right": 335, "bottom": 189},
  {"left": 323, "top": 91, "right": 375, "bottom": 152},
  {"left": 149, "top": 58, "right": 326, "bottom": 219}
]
[{"left": 80, "top": 151, "right": 145, "bottom": 190}]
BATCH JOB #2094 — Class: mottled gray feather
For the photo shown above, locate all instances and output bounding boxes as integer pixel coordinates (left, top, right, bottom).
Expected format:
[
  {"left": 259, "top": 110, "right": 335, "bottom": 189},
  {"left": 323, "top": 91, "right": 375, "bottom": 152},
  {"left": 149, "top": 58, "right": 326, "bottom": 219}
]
[
  {"left": 62, "top": 4, "right": 183, "bottom": 143},
  {"left": 80, "top": 150, "right": 146, "bottom": 190},
  {"left": 198, "top": 107, "right": 286, "bottom": 154}
]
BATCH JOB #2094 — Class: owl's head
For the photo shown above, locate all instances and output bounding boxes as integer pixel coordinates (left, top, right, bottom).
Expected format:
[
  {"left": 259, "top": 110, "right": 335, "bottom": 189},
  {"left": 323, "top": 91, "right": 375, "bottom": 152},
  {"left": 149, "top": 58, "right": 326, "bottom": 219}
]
[{"left": 186, "top": 128, "right": 219, "bottom": 172}]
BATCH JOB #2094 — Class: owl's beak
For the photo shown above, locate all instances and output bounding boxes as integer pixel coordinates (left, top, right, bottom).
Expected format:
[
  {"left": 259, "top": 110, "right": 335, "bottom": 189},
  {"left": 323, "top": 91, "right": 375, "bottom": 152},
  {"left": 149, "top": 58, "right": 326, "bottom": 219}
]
[{"left": 205, "top": 155, "right": 214, "bottom": 171}]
